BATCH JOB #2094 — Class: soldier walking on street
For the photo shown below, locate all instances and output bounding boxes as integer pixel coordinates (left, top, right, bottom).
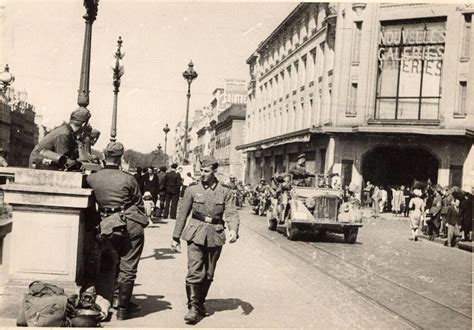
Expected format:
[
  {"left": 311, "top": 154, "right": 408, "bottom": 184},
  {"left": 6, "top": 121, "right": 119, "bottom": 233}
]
[
  {"left": 171, "top": 155, "right": 239, "bottom": 325},
  {"left": 86, "top": 141, "right": 149, "bottom": 321}
]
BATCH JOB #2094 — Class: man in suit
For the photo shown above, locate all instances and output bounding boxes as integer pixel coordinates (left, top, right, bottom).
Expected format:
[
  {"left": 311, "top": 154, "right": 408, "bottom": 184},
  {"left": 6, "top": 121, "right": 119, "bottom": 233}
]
[
  {"left": 171, "top": 155, "right": 239, "bottom": 324},
  {"left": 143, "top": 167, "right": 159, "bottom": 207},
  {"left": 156, "top": 166, "right": 167, "bottom": 217},
  {"left": 163, "top": 163, "right": 182, "bottom": 219},
  {"left": 133, "top": 167, "right": 145, "bottom": 194}
]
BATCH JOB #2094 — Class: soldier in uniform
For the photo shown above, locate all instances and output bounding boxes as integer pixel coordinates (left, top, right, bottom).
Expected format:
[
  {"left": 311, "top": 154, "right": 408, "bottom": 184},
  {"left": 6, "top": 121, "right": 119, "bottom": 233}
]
[
  {"left": 29, "top": 107, "right": 91, "bottom": 170},
  {"left": 288, "top": 153, "right": 314, "bottom": 186},
  {"left": 86, "top": 141, "right": 148, "bottom": 320},
  {"left": 171, "top": 155, "right": 239, "bottom": 325}
]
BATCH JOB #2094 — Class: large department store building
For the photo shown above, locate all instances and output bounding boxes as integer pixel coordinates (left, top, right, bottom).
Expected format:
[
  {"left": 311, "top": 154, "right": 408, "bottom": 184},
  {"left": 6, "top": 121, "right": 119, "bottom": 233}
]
[{"left": 238, "top": 3, "right": 474, "bottom": 192}]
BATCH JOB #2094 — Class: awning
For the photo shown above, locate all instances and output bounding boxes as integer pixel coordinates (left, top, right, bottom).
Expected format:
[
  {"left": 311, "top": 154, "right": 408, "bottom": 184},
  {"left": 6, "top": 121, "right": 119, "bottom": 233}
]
[
  {"left": 236, "top": 128, "right": 312, "bottom": 151},
  {"left": 261, "top": 133, "right": 311, "bottom": 149}
]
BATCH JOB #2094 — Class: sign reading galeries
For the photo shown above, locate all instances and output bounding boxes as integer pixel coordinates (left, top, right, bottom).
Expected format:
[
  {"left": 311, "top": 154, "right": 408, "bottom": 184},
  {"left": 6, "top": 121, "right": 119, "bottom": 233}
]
[{"left": 378, "top": 21, "right": 446, "bottom": 76}]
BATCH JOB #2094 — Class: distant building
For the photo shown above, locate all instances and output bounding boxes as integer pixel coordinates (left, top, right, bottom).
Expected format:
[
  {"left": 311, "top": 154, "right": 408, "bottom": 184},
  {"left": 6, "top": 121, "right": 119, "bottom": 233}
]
[
  {"left": 214, "top": 104, "right": 246, "bottom": 179},
  {"left": 0, "top": 90, "right": 39, "bottom": 167},
  {"left": 239, "top": 3, "right": 474, "bottom": 192},
  {"left": 174, "top": 79, "right": 248, "bottom": 175}
]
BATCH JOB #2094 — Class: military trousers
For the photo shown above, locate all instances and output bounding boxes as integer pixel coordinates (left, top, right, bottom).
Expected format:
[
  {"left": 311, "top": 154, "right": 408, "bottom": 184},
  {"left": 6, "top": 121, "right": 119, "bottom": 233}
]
[
  {"left": 186, "top": 242, "right": 222, "bottom": 284},
  {"left": 109, "top": 220, "right": 145, "bottom": 285}
]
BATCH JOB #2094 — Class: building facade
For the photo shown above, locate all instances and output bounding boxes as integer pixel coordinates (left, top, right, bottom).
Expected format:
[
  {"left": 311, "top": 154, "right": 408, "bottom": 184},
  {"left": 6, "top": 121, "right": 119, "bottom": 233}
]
[
  {"left": 239, "top": 3, "right": 474, "bottom": 193},
  {"left": 0, "top": 90, "right": 39, "bottom": 167},
  {"left": 214, "top": 104, "right": 246, "bottom": 179}
]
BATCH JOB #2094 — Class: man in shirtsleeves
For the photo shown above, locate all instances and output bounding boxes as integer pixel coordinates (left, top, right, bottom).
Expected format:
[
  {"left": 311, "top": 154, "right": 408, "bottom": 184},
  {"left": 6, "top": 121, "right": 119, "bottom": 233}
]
[{"left": 171, "top": 155, "right": 239, "bottom": 325}]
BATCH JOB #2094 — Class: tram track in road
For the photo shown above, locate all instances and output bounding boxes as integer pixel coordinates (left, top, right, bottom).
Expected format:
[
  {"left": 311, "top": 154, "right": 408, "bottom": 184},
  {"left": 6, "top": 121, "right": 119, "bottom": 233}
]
[{"left": 241, "top": 214, "right": 472, "bottom": 329}]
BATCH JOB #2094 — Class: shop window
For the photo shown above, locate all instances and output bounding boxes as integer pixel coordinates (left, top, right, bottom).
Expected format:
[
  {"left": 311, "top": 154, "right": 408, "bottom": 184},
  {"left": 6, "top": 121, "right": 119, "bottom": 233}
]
[
  {"left": 375, "top": 19, "right": 445, "bottom": 121},
  {"left": 449, "top": 165, "right": 463, "bottom": 187},
  {"left": 461, "top": 14, "right": 472, "bottom": 60},
  {"left": 456, "top": 81, "right": 467, "bottom": 116},
  {"left": 348, "top": 83, "right": 358, "bottom": 115},
  {"left": 352, "top": 22, "right": 363, "bottom": 64}
]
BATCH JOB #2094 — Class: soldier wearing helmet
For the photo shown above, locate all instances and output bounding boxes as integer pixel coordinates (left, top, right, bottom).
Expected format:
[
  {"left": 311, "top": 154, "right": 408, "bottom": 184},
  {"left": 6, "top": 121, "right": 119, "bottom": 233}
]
[
  {"left": 29, "top": 107, "right": 91, "bottom": 170},
  {"left": 171, "top": 155, "right": 240, "bottom": 325}
]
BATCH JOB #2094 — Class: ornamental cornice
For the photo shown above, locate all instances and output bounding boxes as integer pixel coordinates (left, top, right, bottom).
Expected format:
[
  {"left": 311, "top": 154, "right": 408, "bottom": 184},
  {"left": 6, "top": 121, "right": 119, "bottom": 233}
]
[{"left": 258, "top": 26, "right": 327, "bottom": 82}]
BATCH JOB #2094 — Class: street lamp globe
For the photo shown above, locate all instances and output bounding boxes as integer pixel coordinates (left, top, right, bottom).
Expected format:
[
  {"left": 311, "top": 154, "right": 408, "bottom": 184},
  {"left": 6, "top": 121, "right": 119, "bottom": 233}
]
[
  {"left": 182, "top": 61, "right": 198, "bottom": 83},
  {"left": 163, "top": 123, "right": 170, "bottom": 135},
  {"left": 0, "top": 64, "right": 15, "bottom": 93}
]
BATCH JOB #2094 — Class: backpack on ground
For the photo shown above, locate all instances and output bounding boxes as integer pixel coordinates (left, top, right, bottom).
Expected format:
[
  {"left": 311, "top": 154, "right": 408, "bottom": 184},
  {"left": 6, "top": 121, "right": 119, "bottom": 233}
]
[{"left": 17, "top": 281, "right": 71, "bottom": 327}]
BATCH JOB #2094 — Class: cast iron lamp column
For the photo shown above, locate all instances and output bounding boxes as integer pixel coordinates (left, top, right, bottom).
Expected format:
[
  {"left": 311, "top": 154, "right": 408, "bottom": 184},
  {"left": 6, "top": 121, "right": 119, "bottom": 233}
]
[
  {"left": 182, "top": 61, "right": 198, "bottom": 162},
  {"left": 110, "top": 37, "right": 125, "bottom": 141},
  {"left": 77, "top": 0, "right": 98, "bottom": 161},
  {"left": 163, "top": 123, "right": 170, "bottom": 166}
]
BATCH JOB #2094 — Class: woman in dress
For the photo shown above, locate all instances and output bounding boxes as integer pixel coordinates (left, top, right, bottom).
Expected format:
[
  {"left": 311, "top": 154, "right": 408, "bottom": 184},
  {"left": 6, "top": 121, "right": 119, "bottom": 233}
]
[{"left": 408, "top": 188, "right": 425, "bottom": 241}]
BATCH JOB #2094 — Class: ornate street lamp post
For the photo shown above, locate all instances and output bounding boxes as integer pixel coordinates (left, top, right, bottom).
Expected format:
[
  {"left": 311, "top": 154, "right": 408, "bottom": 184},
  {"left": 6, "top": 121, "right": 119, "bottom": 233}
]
[
  {"left": 163, "top": 123, "right": 170, "bottom": 165},
  {"left": 0, "top": 64, "right": 15, "bottom": 100},
  {"left": 182, "top": 61, "right": 198, "bottom": 162},
  {"left": 77, "top": 0, "right": 98, "bottom": 108},
  {"left": 110, "top": 37, "right": 125, "bottom": 142},
  {"left": 77, "top": 0, "right": 99, "bottom": 162}
]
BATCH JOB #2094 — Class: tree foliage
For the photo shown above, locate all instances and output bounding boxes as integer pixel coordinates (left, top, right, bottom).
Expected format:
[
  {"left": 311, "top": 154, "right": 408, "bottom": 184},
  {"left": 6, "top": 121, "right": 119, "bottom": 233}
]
[{"left": 123, "top": 149, "right": 168, "bottom": 170}]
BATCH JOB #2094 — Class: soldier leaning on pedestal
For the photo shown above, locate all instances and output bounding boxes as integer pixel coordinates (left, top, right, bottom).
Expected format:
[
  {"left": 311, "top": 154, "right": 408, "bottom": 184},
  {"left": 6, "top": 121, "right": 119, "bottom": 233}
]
[
  {"left": 29, "top": 107, "right": 91, "bottom": 170},
  {"left": 171, "top": 155, "right": 239, "bottom": 325},
  {"left": 86, "top": 141, "right": 148, "bottom": 321}
]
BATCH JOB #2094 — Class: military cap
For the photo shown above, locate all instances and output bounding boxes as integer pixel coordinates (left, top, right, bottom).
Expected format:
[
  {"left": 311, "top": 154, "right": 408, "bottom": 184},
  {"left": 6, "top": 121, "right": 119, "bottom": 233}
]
[
  {"left": 200, "top": 155, "right": 218, "bottom": 168},
  {"left": 104, "top": 141, "right": 124, "bottom": 157},
  {"left": 297, "top": 153, "right": 306, "bottom": 160},
  {"left": 159, "top": 166, "right": 167, "bottom": 172},
  {"left": 70, "top": 107, "right": 91, "bottom": 123}
]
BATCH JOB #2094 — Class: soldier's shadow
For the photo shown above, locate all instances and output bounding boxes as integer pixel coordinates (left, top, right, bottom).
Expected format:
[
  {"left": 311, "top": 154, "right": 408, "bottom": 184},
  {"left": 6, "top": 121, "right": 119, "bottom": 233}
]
[
  {"left": 205, "top": 298, "right": 254, "bottom": 316},
  {"left": 140, "top": 248, "right": 176, "bottom": 260},
  {"left": 130, "top": 294, "right": 172, "bottom": 318}
]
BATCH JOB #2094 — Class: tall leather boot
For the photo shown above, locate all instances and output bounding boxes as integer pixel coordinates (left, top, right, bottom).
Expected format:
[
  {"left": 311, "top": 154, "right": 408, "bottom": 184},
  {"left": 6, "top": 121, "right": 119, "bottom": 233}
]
[
  {"left": 116, "top": 282, "right": 134, "bottom": 320},
  {"left": 184, "top": 284, "right": 200, "bottom": 324},
  {"left": 198, "top": 281, "right": 211, "bottom": 316}
]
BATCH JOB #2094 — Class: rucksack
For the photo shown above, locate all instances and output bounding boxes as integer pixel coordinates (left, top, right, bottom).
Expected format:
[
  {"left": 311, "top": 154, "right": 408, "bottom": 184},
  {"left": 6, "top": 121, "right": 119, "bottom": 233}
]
[{"left": 17, "top": 281, "right": 70, "bottom": 327}]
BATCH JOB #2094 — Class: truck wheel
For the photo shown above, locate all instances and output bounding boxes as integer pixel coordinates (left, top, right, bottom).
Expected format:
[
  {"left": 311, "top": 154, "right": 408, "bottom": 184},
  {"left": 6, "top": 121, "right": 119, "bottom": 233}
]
[
  {"left": 344, "top": 227, "right": 358, "bottom": 244},
  {"left": 286, "top": 220, "right": 299, "bottom": 241}
]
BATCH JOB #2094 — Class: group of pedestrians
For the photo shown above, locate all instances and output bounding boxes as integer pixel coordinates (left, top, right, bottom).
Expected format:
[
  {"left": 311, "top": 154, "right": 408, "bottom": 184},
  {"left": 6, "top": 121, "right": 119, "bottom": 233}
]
[
  {"left": 133, "top": 164, "right": 191, "bottom": 220},
  {"left": 363, "top": 182, "right": 412, "bottom": 217},
  {"left": 363, "top": 180, "right": 472, "bottom": 246}
]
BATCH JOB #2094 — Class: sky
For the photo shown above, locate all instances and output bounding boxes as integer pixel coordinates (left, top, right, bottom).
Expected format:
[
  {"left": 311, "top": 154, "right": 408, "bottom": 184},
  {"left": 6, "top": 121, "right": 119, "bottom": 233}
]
[{"left": 1, "top": 0, "right": 297, "bottom": 153}]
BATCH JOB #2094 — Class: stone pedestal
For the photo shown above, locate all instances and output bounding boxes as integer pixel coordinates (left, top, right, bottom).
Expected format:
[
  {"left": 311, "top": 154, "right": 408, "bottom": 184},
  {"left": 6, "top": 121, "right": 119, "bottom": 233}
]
[{"left": 1, "top": 168, "right": 92, "bottom": 290}]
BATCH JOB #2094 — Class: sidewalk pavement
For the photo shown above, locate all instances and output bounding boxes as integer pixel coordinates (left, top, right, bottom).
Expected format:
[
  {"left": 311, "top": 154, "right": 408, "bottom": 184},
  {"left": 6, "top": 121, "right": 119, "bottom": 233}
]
[{"left": 360, "top": 208, "right": 473, "bottom": 252}]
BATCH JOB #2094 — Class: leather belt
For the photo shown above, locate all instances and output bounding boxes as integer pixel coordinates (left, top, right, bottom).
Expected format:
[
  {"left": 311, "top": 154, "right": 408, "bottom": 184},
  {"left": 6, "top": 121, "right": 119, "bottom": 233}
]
[
  {"left": 99, "top": 206, "right": 127, "bottom": 216},
  {"left": 192, "top": 212, "right": 222, "bottom": 224}
]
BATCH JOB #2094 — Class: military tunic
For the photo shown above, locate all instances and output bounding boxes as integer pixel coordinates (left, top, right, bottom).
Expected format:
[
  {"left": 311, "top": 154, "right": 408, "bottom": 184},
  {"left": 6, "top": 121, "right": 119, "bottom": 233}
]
[
  {"left": 29, "top": 124, "right": 77, "bottom": 169},
  {"left": 173, "top": 179, "right": 239, "bottom": 284},
  {"left": 87, "top": 165, "right": 148, "bottom": 284}
]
